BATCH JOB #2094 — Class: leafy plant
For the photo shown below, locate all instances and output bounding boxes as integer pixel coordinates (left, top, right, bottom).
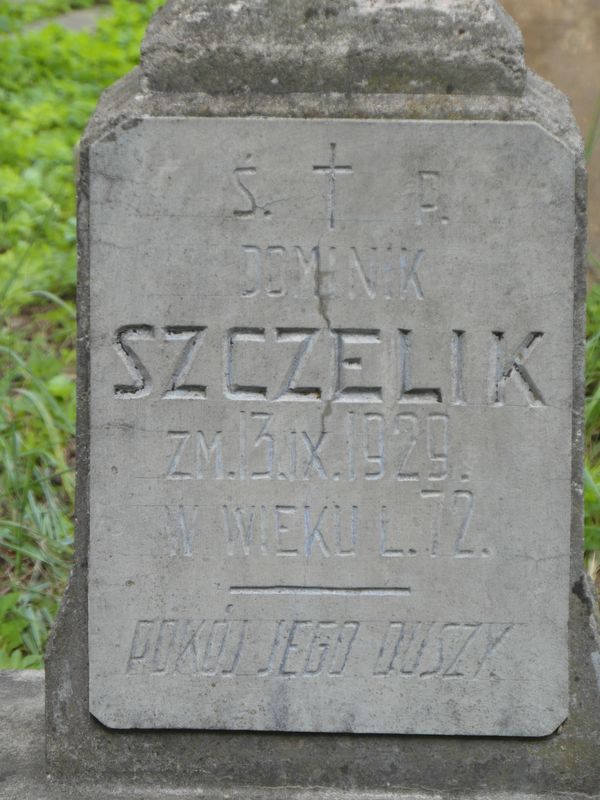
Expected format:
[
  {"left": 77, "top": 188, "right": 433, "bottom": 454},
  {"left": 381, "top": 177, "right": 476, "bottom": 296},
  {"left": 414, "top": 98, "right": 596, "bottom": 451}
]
[
  {"left": 0, "top": 0, "right": 162, "bottom": 668},
  {"left": 585, "top": 93, "right": 600, "bottom": 590},
  {"left": 585, "top": 282, "right": 600, "bottom": 569}
]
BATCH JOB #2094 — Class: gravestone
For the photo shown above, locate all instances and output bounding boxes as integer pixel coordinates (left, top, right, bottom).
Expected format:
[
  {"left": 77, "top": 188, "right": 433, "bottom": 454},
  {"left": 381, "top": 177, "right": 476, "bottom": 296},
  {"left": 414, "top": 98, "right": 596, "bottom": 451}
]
[
  {"left": 44, "top": 0, "right": 600, "bottom": 796},
  {"left": 88, "top": 115, "right": 571, "bottom": 736}
]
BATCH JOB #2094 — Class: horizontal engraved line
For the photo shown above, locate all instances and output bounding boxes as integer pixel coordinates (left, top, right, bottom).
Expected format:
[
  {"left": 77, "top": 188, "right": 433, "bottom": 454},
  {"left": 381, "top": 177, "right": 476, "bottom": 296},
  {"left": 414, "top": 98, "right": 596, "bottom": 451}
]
[{"left": 229, "top": 586, "right": 411, "bottom": 597}]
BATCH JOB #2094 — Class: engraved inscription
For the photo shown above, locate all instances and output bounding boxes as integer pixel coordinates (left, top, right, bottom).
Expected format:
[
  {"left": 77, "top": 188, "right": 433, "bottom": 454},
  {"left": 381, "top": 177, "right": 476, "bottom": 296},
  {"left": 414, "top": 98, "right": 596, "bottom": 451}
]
[
  {"left": 162, "top": 326, "right": 206, "bottom": 400},
  {"left": 274, "top": 329, "right": 321, "bottom": 401},
  {"left": 233, "top": 165, "right": 258, "bottom": 218},
  {"left": 313, "top": 143, "right": 354, "bottom": 230},
  {"left": 373, "top": 622, "right": 512, "bottom": 678},
  {"left": 126, "top": 618, "right": 513, "bottom": 680},
  {"left": 91, "top": 120, "right": 572, "bottom": 734},
  {"left": 164, "top": 494, "right": 491, "bottom": 561},
  {"left": 164, "top": 411, "right": 454, "bottom": 484},
  {"left": 398, "top": 329, "right": 442, "bottom": 404},
  {"left": 239, "top": 244, "right": 427, "bottom": 300},
  {"left": 490, "top": 331, "right": 546, "bottom": 407},
  {"left": 112, "top": 325, "right": 547, "bottom": 407},
  {"left": 165, "top": 505, "right": 200, "bottom": 558},
  {"left": 417, "top": 171, "right": 449, "bottom": 226},
  {"left": 113, "top": 325, "right": 155, "bottom": 398}
]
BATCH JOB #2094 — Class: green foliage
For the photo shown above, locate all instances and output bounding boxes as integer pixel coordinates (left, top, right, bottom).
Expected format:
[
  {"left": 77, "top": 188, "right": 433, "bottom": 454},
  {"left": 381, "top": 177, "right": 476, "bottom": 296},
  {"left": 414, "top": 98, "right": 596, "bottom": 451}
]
[
  {"left": 586, "top": 94, "right": 600, "bottom": 583},
  {"left": 585, "top": 282, "right": 600, "bottom": 553},
  {"left": 0, "top": 0, "right": 162, "bottom": 668},
  {"left": 0, "top": 0, "right": 162, "bottom": 317},
  {"left": 0, "top": 594, "right": 43, "bottom": 668}
]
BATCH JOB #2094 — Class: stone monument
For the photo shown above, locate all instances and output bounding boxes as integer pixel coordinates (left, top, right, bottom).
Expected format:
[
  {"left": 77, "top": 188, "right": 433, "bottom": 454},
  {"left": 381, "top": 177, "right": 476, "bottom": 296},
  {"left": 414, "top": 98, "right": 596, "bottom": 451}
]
[{"left": 36, "top": 0, "right": 600, "bottom": 796}]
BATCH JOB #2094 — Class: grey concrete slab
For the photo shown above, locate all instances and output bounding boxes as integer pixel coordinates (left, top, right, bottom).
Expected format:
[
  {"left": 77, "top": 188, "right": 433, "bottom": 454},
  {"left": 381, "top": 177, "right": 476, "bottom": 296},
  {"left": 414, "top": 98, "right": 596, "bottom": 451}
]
[
  {"left": 43, "top": 64, "right": 600, "bottom": 793},
  {"left": 41, "top": 0, "right": 600, "bottom": 793},
  {"left": 1, "top": 669, "right": 597, "bottom": 800},
  {"left": 87, "top": 116, "right": 574, "bottom": 736},
  {"left": 141, "top": 0, "right": 526, "bottom": 96}
]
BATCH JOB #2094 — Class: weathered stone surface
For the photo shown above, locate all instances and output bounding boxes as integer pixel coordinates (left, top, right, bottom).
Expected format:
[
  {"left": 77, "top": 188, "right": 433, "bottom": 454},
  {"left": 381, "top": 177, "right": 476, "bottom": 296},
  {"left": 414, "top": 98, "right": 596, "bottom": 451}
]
[
  {"left": 140, "top": 0, "right": 526, "bottom": 96},
  {"left": 88, "top": 115, "right": 572, "bottom": 736},
  {"left": 42, "top": 0, "right": 600, "bottom": 792},
  {"left": 43, "top": 63, "right": 600, "bottom": 790},
  {"left": 4, "top": 672, "right": 599, "bottom": 800}
]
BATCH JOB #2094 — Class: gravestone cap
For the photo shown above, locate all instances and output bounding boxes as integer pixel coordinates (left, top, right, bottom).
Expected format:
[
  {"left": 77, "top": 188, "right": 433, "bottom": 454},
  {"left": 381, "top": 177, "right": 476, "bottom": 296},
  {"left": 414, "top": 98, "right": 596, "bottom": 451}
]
[{"left": 140, "top": 0, "right": 526, "bottom": 96}]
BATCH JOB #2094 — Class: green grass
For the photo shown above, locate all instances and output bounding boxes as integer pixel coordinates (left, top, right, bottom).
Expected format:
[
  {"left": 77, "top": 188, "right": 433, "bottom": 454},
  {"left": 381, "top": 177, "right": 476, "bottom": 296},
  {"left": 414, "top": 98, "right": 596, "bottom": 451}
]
[
  {"left": 0, "top": 1, "right": 599, "bottom": 667},
  {"left": 585, "top": 93, "right": 600, "bottom": 584},
  {"left": 0, "top": 0, "right": 162, "bottom": 668},
  {"left": 586, "top": 282, "right": 600, "bottom": 576}
]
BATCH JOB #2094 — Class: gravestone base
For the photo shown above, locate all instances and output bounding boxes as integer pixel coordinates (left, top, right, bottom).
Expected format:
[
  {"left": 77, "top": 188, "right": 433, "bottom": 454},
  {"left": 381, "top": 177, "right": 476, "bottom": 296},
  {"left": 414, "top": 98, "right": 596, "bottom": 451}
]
[
  {"left": 38, "top": 62, "right": 600, "bottom": 796},
  {"left": 2, "top": 675, "right": 598, "bottom": 800},
  {"left": 3, "top": 659, "right": 600, "bottom": 800}
]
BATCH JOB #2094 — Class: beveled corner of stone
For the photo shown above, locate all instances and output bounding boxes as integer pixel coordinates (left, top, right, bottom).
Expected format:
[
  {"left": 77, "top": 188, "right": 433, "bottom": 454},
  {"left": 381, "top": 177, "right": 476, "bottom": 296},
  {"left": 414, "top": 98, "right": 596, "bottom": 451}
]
[{"left": 140, "top": 0, "right": 526, "bottom": 97}]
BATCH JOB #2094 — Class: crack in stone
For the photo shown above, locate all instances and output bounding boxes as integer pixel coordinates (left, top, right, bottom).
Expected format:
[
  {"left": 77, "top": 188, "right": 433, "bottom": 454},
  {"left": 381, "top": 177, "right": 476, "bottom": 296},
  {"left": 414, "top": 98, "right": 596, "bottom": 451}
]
[{"left": 314, "top": 252, "right": 333, "bottom": 434}]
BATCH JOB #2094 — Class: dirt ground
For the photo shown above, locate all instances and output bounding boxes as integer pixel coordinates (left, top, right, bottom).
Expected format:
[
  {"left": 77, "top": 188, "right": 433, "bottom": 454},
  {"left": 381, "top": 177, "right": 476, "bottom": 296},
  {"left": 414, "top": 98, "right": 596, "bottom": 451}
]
[{"left": 503, "top": 0, "right": 600, "bottom": 264}]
